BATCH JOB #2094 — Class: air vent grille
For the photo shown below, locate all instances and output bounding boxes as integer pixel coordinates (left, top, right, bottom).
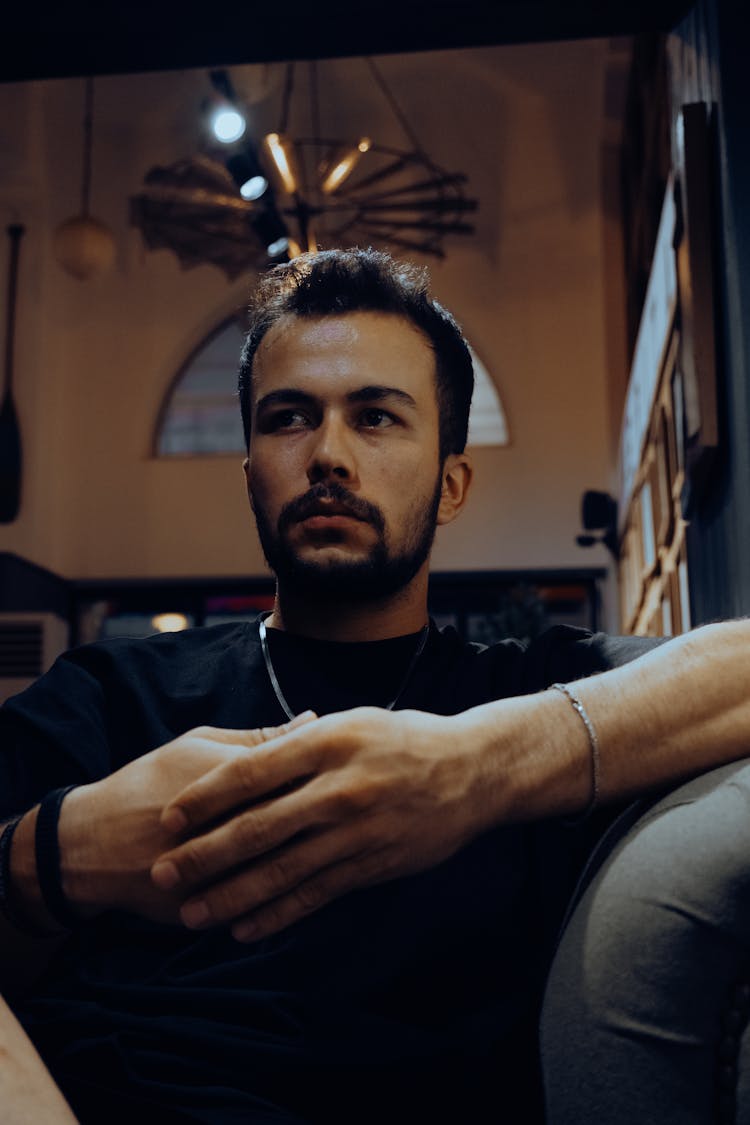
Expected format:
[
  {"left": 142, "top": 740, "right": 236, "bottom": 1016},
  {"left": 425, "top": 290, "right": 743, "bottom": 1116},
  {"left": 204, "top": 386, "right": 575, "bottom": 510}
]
[{"left": 0, "top": 621, "right": 44, "bottom": 677}]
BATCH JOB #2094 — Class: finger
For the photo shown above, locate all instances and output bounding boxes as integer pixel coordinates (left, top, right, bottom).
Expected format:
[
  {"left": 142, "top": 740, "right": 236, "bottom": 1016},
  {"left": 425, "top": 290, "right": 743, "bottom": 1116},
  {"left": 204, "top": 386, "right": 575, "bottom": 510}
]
[
  {"left": 229, "top": 849, "right": 395, "bottom": 942},
  {"left": 176, "top": 827, "right": 364, "bottom": 929},
  {"left": 152, "top": 781, "right": 330, "bottom": 891},
  {"left": 161, "top": 714, "right": 321, "bottom": 833},
  {"left": 192, "top": 710, "right": 317, "bottom": 749}
]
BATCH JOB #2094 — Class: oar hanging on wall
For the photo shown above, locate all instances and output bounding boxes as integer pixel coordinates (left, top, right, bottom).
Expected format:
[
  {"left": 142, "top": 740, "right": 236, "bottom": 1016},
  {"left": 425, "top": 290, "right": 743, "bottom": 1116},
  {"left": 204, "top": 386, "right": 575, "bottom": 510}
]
[{"left": 0, "top": 223, "right": 24, "bottom": 524}]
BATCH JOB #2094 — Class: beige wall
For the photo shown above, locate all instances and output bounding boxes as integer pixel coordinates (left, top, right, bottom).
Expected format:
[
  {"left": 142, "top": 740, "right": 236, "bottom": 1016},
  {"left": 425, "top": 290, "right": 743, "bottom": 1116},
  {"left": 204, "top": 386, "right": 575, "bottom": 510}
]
[{"left": 0, "top": 44, "right": 619, "bottom": 612}]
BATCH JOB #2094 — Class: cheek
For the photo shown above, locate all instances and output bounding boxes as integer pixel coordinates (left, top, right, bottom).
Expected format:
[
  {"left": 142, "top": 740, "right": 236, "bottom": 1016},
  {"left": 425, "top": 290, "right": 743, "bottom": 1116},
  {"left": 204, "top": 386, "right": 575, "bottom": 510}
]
[
  {"left": 382, "top": 460, "right": 441, "bottom": 521},
  {"left": 248, "top": 445, "right": 304, "bottom": 501}
]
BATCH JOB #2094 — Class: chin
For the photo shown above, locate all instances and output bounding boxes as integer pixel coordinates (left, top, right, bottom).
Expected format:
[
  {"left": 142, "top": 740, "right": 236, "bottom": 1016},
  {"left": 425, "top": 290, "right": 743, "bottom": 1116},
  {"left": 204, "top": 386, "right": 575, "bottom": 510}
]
[{"left": 298, "top": 545, "right": 370, "bottom": 568}]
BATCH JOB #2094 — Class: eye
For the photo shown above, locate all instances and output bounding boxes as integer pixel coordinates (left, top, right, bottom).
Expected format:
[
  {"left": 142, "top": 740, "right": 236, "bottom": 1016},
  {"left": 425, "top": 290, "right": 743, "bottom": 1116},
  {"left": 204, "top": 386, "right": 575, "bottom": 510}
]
[
  {"left": 263, "top": 408, "right": 312, "bottom": 432},
  {"left": 358, "top": 408, "right": 396, "bottom": 429}
]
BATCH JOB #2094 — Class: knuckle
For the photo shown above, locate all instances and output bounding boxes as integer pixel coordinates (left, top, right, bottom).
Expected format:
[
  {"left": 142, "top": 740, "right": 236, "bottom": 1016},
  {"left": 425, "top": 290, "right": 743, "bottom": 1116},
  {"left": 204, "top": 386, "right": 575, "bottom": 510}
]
[
  {"left": 177, "top": 840, "right": 212, "bottom": 882},
  {"left": 330, "top": 783, "right": 377, "bottom": 817},
  {"left": 234, "top": 754, "right": 259, "bottom": 795},
  {"left": 293, "top": 880, "right": 327, "bottom": 913},
  {"left": 206, "top": 880, "right": 241, "bottom": 922},
  {"left": 234, "top": 810, "right": 269, "bottom": 856},
  {"left": 266, "top": 851, "right": 299, "bottom": 892}
]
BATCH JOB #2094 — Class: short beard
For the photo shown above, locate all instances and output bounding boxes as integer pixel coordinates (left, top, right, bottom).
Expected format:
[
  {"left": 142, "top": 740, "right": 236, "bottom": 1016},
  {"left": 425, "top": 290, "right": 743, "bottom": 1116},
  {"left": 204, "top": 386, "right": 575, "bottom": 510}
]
[{"left": 252, "top": 477, "right": 443, "bottom": 601}]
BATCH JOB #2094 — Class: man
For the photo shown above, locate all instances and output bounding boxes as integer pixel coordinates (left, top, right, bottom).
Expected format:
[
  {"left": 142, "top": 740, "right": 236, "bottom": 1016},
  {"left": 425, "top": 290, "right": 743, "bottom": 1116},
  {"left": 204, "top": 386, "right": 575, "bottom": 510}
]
[{"left": 1, "top": 248, "right": 749, "bottom": 1124}]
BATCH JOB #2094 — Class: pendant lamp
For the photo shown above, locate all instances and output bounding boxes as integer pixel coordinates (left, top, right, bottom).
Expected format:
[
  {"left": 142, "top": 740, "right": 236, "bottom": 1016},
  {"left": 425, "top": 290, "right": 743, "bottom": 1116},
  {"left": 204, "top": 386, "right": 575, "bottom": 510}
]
[{"left": 54, "top": 77, "right": 116, "bottom": 281}]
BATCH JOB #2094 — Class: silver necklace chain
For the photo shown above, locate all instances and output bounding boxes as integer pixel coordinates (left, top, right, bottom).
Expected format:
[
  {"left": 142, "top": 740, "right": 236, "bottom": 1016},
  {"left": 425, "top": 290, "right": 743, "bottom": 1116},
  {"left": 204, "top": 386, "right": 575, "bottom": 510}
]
[{"left": 258, "top": 613, "right": 430, "bottom": 721}]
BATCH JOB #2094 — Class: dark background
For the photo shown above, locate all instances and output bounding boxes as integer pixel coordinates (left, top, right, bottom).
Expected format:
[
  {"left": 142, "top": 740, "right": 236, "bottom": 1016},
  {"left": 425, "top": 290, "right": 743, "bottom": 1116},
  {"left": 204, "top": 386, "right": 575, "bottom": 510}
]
[{"left": 2, "top": 2, "right": 694, "bottom": 83}]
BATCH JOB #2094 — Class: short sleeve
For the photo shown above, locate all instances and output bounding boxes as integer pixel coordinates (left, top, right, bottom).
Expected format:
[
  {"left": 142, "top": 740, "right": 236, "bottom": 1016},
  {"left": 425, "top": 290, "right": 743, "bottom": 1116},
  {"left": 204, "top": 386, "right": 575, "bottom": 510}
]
[{"left": 0, "top": 652, "right": 113, "bottom": 819}]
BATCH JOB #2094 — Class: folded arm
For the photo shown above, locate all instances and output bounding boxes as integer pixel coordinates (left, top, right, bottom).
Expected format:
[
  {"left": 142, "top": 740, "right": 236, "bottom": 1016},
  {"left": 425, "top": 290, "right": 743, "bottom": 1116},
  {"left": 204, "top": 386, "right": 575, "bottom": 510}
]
[
  {"left": 153, "top": 619, "right": 750, "bottom": 941},
  {"left": 0, "top": 716, "right": 311, "bottom": 989}
]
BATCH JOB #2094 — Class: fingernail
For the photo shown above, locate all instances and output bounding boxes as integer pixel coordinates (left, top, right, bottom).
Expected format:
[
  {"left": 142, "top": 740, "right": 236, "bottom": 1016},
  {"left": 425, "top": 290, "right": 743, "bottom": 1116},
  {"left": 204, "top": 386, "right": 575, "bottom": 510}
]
[
  {"left": 161, "top": 807, "right": 187, "bottom": 833},
  {"left": 291, "top": 710, "right": 316, "bottom": 726},
  {"left": 181, "top": 900, "right": 211, "bottom": 928},
  {"left": 151, "top": 860, "right": 180, "bottom": 890}
]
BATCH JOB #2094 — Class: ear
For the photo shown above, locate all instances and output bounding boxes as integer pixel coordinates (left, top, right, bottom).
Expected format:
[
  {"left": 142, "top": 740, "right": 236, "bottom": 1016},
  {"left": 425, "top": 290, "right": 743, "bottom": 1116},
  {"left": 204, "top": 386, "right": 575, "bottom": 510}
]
[
  {"left": 242, "top": 457, "right": 255, "bottom": 511},
  {"left": 437, "top": 452, "right": 473, "bottom": 526}
]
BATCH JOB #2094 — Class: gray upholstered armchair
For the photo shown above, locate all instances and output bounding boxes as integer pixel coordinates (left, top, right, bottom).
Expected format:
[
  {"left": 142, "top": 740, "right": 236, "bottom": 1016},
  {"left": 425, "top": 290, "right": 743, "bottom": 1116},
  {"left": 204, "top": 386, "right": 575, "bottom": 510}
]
[{"left": 541, "top": 759, "right": 750, "bottom": 1124}]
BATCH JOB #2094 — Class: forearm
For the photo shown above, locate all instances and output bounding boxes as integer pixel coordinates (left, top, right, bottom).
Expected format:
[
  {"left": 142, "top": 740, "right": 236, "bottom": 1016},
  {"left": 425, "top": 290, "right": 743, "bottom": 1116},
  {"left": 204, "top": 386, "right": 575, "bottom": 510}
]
[
  {"left": 3, "top": 721, "right": 309, "bottom": 963},
  {"left": 0, "top": 808, "right": 69, "bottom": 995},
  {"left": 1, "top": 781, "right": 140, "bottom": 993},
  {"left": 470, "top": 618, "right": 750, "bottom": 824},
  {"left": 0, "top": 993, "right": 78, "bottom": 1122}
]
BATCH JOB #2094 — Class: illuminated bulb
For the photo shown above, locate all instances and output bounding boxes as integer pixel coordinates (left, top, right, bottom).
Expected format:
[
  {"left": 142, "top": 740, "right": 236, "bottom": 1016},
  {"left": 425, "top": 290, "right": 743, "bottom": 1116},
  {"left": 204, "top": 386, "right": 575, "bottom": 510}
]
[
  {"left": 211, "top": 107, "right": 246, "bottom": 143},
  {"left": 239, "top": 174, "right": 268, "bottom": 200},
  {"left": 262, "top": 133, "right": 299, "bottom": 194},
  {"left": 320, "top": 137, "right": 371, "bottom": 194},
  {"left": 152, "top": 612, "right": 189, "bottom": 633},
  {"left": 267, "top": 235, "right": 290, "bottom": 257}
]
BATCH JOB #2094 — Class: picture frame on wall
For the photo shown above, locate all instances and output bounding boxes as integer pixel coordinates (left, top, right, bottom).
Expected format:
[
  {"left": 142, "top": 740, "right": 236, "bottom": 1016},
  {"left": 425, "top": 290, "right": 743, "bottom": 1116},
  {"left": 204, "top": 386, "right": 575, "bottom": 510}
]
[
  {"left": 675, "top": 100, "right": 720, "bottom": 516},
  {"left": 670, "top": 362, "right": 686, "bottom": 486}
]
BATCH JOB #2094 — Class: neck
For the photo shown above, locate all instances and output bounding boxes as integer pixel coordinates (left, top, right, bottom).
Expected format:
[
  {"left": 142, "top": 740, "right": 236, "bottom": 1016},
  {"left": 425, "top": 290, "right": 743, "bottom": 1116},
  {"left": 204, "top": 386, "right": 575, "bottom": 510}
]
[{"left": 267, "top": 564, "right": 430, "bottom": 642}]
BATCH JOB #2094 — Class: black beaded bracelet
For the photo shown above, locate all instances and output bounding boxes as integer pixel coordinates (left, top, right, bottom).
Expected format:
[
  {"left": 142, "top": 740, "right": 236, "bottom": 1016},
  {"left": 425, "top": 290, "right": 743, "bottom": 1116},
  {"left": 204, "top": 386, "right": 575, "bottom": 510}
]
[
  {"left": 0, "top": 815, "right": 57, "bottom": 937},
  {"left": 35, "top": 784, "right": 81, "bottom": 932}
]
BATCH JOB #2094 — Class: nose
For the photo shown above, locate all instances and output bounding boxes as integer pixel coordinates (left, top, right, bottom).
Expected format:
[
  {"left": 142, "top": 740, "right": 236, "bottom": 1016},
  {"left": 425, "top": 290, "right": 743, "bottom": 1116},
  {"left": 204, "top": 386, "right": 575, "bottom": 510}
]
[{"left": 306, "top": 413, "right": 358, "bottom": 486}]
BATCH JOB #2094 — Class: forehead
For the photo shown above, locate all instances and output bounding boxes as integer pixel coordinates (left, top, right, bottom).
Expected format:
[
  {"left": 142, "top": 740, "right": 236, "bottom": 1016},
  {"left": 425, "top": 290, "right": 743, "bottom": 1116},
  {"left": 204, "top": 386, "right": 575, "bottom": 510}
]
[{"left": 251, "top": 311, "right": 437, "bottom": 401}]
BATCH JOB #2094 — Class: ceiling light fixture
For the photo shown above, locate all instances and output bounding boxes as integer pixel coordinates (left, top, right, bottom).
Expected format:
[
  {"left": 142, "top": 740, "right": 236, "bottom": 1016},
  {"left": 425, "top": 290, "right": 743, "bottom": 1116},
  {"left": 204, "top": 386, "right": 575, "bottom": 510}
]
[
  {"left": 319, "top": 137, "right": 372, "bottom": 195},
  {"left": 211, "top": 108, "right": 246, "bottom": 144},
  {"left": 255, "top": 57, "right": 478, "bottom": 260},
  {"left": 206, "top": 69, "right": 247, "bottom": 143},
  {"left": 131, "top": 58, "right": 478, "bottom": 276},
  {"left": 54, "top": 76, "right": 116, "bottom": 281},
  {"left": 151, "top": 612, "right": 189, "bottom": 633},
  {"left": 225, "top": 152, "right": 268, "bottom": 200}
]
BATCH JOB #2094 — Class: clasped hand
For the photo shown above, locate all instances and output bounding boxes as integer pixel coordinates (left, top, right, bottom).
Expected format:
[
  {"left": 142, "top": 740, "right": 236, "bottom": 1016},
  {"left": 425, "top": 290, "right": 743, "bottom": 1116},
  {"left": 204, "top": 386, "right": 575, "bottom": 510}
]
[{"left": 150, "top": 708, "right": 484, "bottom": 942}]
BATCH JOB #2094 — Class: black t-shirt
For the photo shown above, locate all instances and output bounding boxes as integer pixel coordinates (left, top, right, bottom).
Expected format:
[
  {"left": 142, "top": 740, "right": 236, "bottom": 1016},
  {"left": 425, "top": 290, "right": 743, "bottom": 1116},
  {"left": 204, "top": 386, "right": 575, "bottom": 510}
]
[{"left": 0, "top": 619, "right": 661, "bottom": 1124}]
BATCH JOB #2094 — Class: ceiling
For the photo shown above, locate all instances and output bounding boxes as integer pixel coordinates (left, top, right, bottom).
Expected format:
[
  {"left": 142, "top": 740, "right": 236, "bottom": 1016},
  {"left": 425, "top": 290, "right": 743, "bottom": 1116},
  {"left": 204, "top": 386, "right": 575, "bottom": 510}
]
[
  {"left": 106, "top": 39, "right": 632, "bottom": 270},
  {"left": 2, "top": 1, "right": 692, "bottom": 83}
]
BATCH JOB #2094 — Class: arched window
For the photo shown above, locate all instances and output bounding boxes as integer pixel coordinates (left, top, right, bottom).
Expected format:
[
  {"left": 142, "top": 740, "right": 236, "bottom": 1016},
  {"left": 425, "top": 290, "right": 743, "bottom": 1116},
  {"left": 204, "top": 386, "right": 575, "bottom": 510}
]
[
  {"left": 155, "top": 317, "right": 246, "bottom": 456},
  {"left": 155, "top": 315, "right": 509, "bottom": 456}
]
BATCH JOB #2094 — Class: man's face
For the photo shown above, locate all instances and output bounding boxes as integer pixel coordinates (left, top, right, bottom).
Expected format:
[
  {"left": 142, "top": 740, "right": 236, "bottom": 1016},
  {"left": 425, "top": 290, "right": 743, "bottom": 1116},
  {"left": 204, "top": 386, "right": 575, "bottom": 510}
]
[{"left": 244, "top": 311, "right": 454, "bottom": 600}]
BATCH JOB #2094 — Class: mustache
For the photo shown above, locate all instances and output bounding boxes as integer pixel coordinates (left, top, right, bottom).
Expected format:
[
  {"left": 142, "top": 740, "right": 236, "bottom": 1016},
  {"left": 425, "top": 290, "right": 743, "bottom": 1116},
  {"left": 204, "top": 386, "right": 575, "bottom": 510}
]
[{"left": 278, "top": 482, "right": 386, "bottom": 535}]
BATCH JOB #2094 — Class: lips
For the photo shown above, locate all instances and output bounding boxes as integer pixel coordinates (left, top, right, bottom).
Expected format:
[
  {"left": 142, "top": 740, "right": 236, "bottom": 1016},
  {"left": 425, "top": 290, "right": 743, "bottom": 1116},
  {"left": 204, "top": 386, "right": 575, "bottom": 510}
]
[
  {"left": 298, "top": 502, "right": 365, "bottom": 522},
  {"left": 278, "top": 484, "right": 386, "bottom": 537}
]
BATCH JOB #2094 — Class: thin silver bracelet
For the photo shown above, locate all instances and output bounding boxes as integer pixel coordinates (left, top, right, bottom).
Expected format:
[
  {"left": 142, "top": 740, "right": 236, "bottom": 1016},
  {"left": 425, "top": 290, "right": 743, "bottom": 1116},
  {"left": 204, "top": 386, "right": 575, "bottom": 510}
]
[{"left": 551, "top": 682, "right": 601, "bottom": 820}]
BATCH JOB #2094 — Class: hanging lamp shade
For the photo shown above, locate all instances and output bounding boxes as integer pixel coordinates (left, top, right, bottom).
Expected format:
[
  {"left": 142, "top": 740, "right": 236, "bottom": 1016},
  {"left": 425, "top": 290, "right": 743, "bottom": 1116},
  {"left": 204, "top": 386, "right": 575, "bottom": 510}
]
[
  {"left": 54, "top": 215, "right": 116, "bottom": 280},
  {"left": 54, "top": 76, "right": 116, "bottom": 281}
]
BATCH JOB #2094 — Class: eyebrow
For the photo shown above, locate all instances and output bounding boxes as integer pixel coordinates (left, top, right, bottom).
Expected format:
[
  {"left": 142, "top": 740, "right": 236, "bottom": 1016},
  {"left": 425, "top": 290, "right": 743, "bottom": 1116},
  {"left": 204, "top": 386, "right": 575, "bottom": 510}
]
[
  {"left": 255, "top": 385, "right": 418, "bottom": 414},
  {"left": 255, "top": 389, "right": 317, "bottom": 415},
  {"left": 347, "top": 385, "right": 418, "bottom": 410}
]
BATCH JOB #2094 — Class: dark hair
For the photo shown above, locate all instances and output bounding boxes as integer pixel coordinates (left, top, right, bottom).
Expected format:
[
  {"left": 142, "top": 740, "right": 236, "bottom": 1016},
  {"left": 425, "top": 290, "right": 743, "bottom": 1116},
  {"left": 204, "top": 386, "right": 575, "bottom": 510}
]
[{"left": 238, "top": 248, "right": 474, "bottom": 458}]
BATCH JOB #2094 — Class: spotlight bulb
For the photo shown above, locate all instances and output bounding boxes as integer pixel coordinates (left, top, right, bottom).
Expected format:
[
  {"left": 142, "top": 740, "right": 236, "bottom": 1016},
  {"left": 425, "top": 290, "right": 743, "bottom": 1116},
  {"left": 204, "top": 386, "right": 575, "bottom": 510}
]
[
  {"left": 211, "top": 107, "right": 246, "bottom": 144},
  {"left": 320, "top": 137, "right": 372, "bottom": 194},
  {"left": 267, "top": 236, "right": 289, "bottom": 257},
  {"left": 240, "top": 174, "right": 268, "bottom": 200}
]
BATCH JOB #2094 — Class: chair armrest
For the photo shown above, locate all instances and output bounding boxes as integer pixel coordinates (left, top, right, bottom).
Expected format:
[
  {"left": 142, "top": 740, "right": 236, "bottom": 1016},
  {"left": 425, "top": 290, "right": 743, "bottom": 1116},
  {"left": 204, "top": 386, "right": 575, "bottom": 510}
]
[{"left": 541, "top": 758, "right": 750, "bottom": 1124}]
